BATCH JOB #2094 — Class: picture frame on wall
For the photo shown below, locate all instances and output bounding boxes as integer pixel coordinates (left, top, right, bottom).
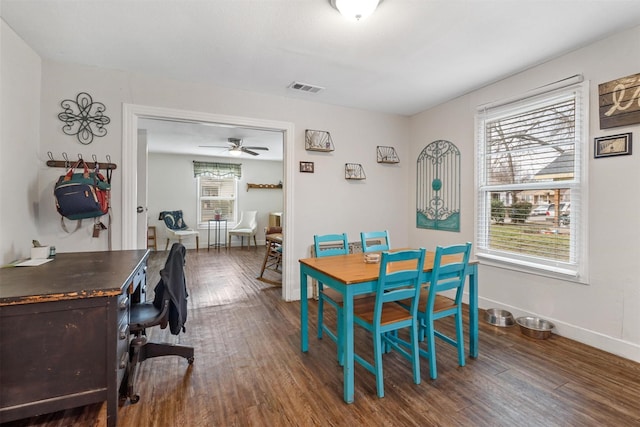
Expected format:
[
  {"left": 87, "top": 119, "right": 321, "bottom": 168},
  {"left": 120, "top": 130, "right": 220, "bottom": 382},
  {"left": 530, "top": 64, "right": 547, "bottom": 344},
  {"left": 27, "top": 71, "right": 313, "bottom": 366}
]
[
  {"left": 299, "top": 161, "right": 314, "bottom": 173},
  {"left": 594, "top": 133, "right": 632, "bottom": 158}
]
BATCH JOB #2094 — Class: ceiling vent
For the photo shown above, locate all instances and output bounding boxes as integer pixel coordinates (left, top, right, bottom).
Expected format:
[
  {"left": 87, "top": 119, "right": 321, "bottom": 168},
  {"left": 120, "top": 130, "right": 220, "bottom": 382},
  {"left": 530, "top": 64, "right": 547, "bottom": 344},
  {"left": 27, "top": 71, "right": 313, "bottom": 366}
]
[{"left": 288, "top": 81, "right": 324, "bottom": 94}]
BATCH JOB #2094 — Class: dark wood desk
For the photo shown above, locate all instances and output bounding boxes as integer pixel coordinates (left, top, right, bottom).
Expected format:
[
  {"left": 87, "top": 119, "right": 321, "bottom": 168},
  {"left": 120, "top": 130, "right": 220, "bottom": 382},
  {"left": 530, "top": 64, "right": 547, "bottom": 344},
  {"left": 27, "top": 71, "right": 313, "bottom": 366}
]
[{"left": 0, "top": 250, "right": 150, "bottom": 427}]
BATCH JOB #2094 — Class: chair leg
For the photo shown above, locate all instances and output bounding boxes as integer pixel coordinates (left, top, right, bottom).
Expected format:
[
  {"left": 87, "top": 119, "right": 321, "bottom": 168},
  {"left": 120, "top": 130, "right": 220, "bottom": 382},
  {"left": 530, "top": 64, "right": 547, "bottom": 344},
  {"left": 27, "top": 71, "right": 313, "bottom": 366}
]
[
  {"left": 165, "top": 238, "right": 170, "bottom": 251},
  {"left": 426, "top": 319, "right": 438, "bottom": 380},
  {"left": 456, "top": 312, "right": 466, "bottom": 367},
  {"left": 253, "top": 235, "right": 257, "bottom": 248},
  {"left": 373, "top": 330, "right": 385, "bottom": 398},
  {"left": 196, "top": 235, "right": 199, "bottom": 251},
  {"left": 410, "top": 323, "right": 421, "bottom": 385}
]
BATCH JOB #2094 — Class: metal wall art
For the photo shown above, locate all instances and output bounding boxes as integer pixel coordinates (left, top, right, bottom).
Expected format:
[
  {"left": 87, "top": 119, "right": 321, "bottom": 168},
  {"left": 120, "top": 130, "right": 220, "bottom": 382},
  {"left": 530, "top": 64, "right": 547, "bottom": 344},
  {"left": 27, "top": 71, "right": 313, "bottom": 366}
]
[
  {"left": 416, "top": 140, "right": 461, "bottom": 232},
  {"left": 377, "top": 146, "right": 399, "bottom": 163},
  {"left": 305, "top": 129, "right": 335, "bottom": 151},
  {"left": 58, "top": 92, "right": 111, "bottom": 145},
  {"left": 345, "top": 163, "right": 366, "bottom": 180}
]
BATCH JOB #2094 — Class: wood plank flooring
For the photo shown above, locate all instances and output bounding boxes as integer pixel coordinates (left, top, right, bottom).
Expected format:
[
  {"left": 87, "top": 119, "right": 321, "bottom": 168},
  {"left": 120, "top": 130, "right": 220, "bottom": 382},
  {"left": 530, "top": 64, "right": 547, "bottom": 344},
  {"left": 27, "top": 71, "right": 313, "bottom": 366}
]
[{"left": 4, "top": 248, "right": 640, "bottom": 426}]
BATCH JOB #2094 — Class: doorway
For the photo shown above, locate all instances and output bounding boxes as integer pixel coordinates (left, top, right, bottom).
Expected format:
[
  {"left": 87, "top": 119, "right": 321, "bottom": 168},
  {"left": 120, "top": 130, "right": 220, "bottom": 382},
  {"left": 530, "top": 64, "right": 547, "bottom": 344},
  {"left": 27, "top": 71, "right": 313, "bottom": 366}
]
[{"left": 121, "top": 104, "right": 295, "bottom": 301}]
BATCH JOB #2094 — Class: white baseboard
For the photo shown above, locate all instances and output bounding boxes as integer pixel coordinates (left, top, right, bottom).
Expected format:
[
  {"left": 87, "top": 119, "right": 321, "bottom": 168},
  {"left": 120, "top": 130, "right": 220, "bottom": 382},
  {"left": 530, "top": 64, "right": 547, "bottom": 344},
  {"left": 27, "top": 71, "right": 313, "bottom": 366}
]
[{"left": 477, "top": 296, "right": 640, "bottom": 363}]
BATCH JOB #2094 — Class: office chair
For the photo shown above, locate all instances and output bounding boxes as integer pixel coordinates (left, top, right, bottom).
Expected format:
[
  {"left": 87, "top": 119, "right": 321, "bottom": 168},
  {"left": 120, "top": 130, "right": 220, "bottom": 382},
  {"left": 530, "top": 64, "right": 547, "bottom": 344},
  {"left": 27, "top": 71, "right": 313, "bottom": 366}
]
[{"left": 123, "top": 243, "right": 195, "bottom": 403}]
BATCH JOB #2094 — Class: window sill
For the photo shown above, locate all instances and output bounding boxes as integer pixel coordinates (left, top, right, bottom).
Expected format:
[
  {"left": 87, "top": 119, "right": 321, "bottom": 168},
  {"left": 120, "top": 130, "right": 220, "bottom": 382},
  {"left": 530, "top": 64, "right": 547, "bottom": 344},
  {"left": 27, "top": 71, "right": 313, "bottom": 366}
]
[{"left": 477, "top": 253, "right": 587, "bottom": 284}]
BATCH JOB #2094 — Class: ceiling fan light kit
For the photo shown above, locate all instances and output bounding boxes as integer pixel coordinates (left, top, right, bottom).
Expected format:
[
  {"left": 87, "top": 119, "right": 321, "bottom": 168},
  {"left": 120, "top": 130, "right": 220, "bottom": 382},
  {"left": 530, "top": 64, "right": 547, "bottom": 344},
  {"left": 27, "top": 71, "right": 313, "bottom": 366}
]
[
  {"left": 330, "top": 0, "right": 381, "bottom": 21},
  {"left": 200, "top": 137, "right": 269, "bottom": 156}
]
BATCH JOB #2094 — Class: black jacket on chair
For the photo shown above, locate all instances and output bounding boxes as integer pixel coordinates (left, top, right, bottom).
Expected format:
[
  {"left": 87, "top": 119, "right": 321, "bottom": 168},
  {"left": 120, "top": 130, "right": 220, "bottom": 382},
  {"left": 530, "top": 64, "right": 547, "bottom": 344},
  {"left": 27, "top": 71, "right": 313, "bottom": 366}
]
[{"left": 153, "top": 242, "right": 188, "bottom": 334}]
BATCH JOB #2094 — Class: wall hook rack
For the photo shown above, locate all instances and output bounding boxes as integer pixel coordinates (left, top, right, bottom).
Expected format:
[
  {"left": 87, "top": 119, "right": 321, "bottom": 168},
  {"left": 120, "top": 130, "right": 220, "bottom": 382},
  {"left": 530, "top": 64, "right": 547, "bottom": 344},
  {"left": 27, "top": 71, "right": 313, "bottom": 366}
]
[{"left": 46, "top": 151, "right": 117, "bottom": 170}]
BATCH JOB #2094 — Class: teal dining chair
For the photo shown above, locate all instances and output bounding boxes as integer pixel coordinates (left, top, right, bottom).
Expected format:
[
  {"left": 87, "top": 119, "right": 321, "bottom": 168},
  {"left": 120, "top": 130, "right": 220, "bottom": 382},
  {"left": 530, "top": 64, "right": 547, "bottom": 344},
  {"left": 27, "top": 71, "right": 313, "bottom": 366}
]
[
  {"left": 416, "top": 242, "right": 472, "bottom": 380},
  {"left": 352, "top": 248, "right": 426, "bottom": 398},
  {"left": 313, "top": 233, "right": 349, "bottom": 364},
  {"left": 360, "top": 230, "right": 390, "bottom": 253}
]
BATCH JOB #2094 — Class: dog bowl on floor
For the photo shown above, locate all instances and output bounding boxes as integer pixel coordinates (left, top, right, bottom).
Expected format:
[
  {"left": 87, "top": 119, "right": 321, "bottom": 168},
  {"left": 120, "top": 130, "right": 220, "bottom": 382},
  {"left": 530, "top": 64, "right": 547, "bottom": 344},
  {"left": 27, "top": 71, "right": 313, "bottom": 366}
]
[
  {"left": 516, "top": 316, "right": 555, "bottom": 339},
  {"left": 484, "top": 308, "right": 515, "bottom": 327}
]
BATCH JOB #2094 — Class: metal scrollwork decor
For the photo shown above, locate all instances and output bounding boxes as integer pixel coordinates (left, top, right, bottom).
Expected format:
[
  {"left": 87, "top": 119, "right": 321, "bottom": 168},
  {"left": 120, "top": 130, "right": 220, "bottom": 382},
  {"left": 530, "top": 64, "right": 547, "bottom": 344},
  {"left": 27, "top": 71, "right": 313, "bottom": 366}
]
[
  {"left": 58, "top": 92, "right": 111, "bottom": 145},
  {"left": 416, "top": 140, "right": 461, "bottom": 232}
]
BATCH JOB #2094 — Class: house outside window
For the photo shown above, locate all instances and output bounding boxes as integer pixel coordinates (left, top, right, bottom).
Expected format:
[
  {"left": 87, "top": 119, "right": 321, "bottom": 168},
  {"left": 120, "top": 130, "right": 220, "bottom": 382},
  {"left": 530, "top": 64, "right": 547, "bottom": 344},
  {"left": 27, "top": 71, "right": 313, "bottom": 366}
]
[
  {"left": 475, "top": 80, "right": 587, "bottom": 279},
  {"left": 197, "top": 177, "right": 237, "bottom": 226}
]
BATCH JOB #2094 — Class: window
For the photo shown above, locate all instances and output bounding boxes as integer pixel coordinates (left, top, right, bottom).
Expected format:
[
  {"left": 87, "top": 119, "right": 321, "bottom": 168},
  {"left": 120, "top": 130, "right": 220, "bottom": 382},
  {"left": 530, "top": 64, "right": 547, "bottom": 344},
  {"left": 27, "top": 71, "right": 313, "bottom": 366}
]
[
  {"left": 193, "top": 161, "right": 242, "bottom": 226},
  {"left": 476, "top": 80, "right": 587, "bottom": 278},
  {"left": 197, "top": 177, "right": 237, "bottom": 225}
]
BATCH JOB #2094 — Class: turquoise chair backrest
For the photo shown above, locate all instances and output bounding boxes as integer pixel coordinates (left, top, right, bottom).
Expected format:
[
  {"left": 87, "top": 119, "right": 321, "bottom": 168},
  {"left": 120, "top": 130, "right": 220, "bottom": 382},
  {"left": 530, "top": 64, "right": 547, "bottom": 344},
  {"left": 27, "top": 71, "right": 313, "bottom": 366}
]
[
  {"left": 313, "top": 233, "right": 349, "bottom": 258},
  {"left": 360, "top": 230, "right": 390, "bottom": 253},
  {"left": 426, "top": 242, "right": 472, "bottom": 309},
  {"left": 373, "top": 248, "right": 426, "bottom": 322}
]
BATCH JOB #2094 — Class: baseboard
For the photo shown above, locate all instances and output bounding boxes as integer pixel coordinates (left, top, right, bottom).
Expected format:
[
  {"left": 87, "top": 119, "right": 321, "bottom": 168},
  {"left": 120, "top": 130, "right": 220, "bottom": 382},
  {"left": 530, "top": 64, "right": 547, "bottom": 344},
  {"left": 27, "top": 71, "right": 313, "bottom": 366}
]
[{"left": 477, "top": 295, "right": 640, "bottom": 363}]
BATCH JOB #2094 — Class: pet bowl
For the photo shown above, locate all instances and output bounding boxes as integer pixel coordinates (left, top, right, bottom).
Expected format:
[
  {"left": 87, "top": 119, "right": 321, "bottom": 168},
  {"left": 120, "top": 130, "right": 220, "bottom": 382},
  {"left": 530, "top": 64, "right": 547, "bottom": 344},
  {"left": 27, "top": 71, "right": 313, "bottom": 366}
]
[
  {"left": 484, "top": 308, "right": 515, "bottom": 327},
  {"left": 516, "top": 316, "right": 555, "bottom": 339}
]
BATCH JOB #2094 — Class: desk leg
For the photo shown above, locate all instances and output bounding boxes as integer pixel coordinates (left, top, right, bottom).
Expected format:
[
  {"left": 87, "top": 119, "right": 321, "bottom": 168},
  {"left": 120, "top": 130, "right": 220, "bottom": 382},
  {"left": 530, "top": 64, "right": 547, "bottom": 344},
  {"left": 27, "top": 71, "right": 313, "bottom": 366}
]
[
  {"left": 300, "top": 269, "right": 308, "bottom": 352},
  {"left": 468, "top": 265, "right": 478, "bottom": 358},
  {"left": 342, "top": 288, "right": 355, "bottom": 404}
]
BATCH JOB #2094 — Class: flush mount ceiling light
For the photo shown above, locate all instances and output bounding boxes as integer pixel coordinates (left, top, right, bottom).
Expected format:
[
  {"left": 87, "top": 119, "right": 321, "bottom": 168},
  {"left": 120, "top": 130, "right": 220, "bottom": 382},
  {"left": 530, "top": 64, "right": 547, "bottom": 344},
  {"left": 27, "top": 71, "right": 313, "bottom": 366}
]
[{"left": 330, "top": 0, "right": 382, "bottom": 21}]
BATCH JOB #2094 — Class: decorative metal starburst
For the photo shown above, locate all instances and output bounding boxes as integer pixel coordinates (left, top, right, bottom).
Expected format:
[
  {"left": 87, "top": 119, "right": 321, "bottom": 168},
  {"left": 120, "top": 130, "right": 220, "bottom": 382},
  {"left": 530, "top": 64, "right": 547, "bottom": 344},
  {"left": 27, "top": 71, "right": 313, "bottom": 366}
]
[{"left": 58, "top": 92, "right": 110, "bottom": 145}]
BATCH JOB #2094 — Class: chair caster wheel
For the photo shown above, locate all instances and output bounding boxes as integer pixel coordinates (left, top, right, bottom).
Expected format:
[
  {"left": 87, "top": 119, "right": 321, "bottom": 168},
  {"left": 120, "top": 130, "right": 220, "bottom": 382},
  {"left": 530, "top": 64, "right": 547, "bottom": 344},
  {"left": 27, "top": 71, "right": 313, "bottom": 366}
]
[
  {"left": 187, "top": 356, "right": 194, "bottom": 364},
  {"left": 130, "top": 394, "right": 140, "bottom": 404}
]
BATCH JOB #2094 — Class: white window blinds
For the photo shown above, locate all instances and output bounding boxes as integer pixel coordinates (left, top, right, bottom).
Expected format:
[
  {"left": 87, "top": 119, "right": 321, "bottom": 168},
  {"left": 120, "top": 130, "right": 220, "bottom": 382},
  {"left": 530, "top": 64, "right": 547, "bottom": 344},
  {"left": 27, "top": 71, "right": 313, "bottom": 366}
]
[{"left": 476, "top": 81, "right": 587, "bottom": 278}]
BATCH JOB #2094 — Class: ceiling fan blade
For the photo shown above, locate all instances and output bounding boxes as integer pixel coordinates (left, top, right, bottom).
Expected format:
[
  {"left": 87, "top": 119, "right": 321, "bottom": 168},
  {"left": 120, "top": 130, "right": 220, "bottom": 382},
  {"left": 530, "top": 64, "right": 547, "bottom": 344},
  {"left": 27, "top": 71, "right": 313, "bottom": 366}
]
[
  {"left": 243, "top": 146, "right": 269, "bottom": 151},
  {"left": 242, "top": 147, "right": 260, "bottom": 156},
  {"left": 199, "top": 145, "right": 229, "bottom": 148}
]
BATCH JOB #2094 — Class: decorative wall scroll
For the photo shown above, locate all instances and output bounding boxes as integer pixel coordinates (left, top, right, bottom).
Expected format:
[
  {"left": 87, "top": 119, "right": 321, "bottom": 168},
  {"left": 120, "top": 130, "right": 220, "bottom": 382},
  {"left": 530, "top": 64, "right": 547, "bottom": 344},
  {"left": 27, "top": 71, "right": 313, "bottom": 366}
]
[
  {"left": 377, "top": 146, "right": 399, "bottom": 163},
  {"left": 305, "top": 129, "right": 334, "bottom": 152},
  {"left": 345, "top": 163, "right": 366, "bottom": 180},
  {"left": 416, "top": 140, "right": 460, "bottom": 232},
  {"left": 58, "top": 92, "right": 111, "bottom": 145},
  {"left": 599, "top": 72, "right": 640, "bottom": 129}
]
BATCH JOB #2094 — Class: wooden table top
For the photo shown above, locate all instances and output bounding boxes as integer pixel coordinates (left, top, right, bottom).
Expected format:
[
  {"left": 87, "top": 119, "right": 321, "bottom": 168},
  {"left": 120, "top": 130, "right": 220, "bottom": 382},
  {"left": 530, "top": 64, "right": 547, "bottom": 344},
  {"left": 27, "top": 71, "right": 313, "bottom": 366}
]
[
  {"left": 299, "top": 249, "right": 476, "bottom": 285},
  {"left": 0, "top": 250, "right": 149, "bottom": 306}
]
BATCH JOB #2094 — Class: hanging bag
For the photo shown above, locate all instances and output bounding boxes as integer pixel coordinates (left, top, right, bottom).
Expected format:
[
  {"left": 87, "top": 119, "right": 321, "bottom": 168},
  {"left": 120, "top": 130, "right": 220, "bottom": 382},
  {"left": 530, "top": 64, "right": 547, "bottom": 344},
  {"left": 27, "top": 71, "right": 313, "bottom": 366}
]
[{"left": 54, "top": 160, "right": 111, "bottom": 232}]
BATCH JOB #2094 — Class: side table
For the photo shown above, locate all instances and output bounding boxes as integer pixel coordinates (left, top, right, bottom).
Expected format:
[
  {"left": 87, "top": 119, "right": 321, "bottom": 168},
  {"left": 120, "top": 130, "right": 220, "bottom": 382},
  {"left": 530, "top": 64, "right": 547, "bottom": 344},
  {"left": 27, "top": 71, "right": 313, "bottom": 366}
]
[{"left": 208, "top": 219, "right": 227, "bottom": 251}]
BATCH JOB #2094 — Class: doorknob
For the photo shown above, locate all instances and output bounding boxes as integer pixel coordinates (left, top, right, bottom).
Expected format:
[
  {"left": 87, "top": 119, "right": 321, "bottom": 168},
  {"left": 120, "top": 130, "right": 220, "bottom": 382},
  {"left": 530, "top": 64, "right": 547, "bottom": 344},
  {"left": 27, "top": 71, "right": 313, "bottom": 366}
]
[{"left": 136, "top": 206, "right": 146, "bottom": 213}]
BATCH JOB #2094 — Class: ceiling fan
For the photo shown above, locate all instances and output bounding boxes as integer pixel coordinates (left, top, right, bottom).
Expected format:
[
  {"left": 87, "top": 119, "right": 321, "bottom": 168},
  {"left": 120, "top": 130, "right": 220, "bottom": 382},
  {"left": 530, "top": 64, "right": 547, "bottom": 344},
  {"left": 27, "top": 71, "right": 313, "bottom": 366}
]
[{"left": 200, "top": 138, "right": 269, "bottom": 156}]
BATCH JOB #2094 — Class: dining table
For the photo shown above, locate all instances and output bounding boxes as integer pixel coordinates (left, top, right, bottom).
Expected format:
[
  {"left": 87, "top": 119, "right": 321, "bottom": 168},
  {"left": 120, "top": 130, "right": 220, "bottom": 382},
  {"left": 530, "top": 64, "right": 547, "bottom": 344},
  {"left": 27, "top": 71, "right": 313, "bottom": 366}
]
[{"left": 299, "top": 249, "right": 479, "bottom": 404}]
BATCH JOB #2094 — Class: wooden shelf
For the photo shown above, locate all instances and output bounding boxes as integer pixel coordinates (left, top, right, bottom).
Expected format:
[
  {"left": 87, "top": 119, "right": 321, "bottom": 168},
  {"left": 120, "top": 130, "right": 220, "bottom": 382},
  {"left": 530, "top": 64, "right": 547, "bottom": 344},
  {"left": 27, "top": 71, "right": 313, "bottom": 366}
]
[{"left": 247, "top": 183, "right": 283, "bottom": 191}]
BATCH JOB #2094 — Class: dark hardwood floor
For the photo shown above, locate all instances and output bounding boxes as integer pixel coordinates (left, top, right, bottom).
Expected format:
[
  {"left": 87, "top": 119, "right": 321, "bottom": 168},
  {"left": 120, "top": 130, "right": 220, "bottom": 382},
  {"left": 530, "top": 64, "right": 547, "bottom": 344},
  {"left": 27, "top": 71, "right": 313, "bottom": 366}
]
[{"left": 4, "top": 247, "right": 640, "bottom": 426}]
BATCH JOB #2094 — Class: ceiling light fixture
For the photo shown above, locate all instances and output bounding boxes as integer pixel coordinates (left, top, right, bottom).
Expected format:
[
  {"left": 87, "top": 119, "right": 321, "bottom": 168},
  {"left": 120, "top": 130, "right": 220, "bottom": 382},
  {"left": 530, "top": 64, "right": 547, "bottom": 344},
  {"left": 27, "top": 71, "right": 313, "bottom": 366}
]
[{"left": 330, "top": 0, "right": 381, "bottom": 21}]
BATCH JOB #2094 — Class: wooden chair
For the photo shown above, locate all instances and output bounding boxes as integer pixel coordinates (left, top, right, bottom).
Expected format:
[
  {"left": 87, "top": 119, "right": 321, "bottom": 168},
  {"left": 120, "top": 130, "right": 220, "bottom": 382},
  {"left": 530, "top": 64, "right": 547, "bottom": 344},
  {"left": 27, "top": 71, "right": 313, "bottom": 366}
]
[
  {"left": 313, "top": 233, "right": 349, "bottom": 365},
  {"left": 416, "top": 242, "right": 472, "bottom": 379},
  {"left": 352, "top": 248, "right": 426, "bottom": 398},
  {"left": 360, "top": 230, "right": 390, "bottom": 253}
]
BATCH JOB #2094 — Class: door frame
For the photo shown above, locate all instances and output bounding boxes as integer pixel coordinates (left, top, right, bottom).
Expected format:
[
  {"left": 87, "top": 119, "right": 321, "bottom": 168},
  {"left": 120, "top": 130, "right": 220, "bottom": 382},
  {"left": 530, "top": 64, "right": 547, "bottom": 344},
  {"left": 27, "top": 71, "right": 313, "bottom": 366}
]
[{"left": 122, "top": 104, "right": 295, "bottom": 301}]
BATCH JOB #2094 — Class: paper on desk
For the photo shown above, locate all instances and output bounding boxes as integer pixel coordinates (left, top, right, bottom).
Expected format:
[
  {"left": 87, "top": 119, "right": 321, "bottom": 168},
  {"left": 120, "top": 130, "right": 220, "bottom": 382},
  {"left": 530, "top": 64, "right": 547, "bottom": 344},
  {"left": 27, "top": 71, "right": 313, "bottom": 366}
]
[{"left": 14, "top": 258, "right": 54, "bottom": 267}]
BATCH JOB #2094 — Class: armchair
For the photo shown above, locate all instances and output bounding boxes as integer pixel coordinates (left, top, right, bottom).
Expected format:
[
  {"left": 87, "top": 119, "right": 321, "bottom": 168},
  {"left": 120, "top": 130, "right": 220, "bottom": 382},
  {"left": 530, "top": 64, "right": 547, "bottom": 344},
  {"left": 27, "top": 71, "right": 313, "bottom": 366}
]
[
  {"left": 159, "top": 210, "right": 199, "bottom": 251},
  {"left": 228, "top": 210, "right": 258, "bottom": 249}
]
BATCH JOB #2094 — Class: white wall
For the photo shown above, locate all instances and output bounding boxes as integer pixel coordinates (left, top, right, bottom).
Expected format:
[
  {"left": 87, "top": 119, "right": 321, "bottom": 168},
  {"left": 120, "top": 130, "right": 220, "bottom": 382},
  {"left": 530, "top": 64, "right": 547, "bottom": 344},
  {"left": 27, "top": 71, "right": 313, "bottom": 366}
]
[
  {"left": 0, "top": 21, "right": 41, "bottom": 264},
  {"left": 409, "top": 25, "right": 640, "bottom": 361},
  {"left": 147, "top": 153, "right": 283, "bottom": 249},
  {"left": 2, "top": 22, "right": 411, "bottom": 291}
]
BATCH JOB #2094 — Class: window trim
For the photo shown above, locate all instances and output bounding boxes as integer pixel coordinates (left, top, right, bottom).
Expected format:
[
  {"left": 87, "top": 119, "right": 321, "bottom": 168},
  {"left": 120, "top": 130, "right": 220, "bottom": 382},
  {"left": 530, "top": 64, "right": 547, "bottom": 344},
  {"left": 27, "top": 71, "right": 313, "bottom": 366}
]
[
  {"left": 196, "top": 176, "right": 238, "bottom": 228},
  {"left": 474, "top": 80, "right": 589, "bottom": 282}
]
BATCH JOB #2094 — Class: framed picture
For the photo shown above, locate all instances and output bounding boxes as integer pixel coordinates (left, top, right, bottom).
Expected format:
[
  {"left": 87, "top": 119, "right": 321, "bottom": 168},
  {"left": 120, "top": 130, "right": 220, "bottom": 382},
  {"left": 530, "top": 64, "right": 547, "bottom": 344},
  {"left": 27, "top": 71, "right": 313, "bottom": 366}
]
[
  {"left": 299, "top": 161, "right": 314, "bottom": 173},
  {"left": 594, "top": 133, "right": 632, "bottom": 158}
]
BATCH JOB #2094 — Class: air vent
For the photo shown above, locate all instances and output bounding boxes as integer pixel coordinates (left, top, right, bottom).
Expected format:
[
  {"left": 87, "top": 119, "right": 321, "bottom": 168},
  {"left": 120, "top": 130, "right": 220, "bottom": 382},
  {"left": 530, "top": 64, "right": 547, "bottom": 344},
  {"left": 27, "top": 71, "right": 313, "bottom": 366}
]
[{"left": 288, "top": 81, "right": 324, "bottom": 94}]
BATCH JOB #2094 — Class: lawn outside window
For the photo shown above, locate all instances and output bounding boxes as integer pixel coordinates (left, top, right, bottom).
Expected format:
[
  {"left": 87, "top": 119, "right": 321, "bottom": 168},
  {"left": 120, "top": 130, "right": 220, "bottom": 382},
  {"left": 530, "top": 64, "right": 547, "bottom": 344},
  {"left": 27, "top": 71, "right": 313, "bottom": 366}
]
[{"left": 475, "top": 80, "right": 588, "bottom": 280}]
